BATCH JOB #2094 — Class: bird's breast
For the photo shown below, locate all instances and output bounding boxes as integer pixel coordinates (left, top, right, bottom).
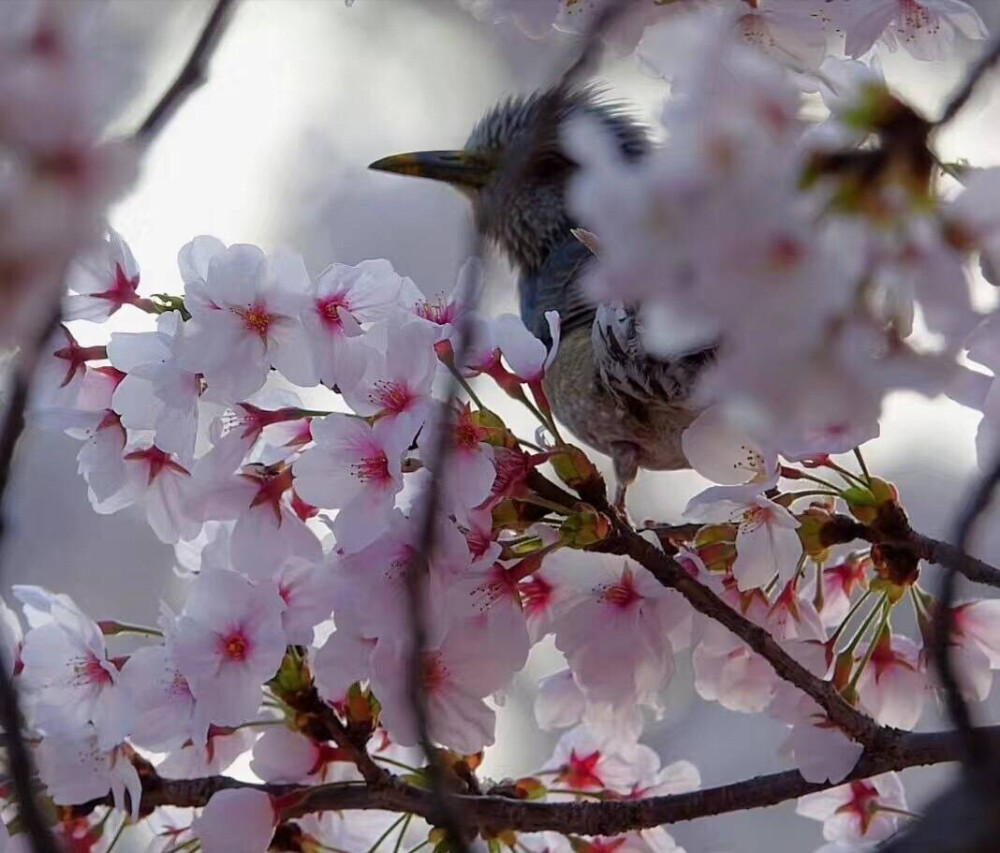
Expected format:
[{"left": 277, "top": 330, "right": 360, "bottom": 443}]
[{"left": 542, "top": 329, "right": 695, "bottom": 471}]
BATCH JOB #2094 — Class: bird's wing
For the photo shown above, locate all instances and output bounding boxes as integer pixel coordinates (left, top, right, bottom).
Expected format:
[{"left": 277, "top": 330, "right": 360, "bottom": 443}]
[
  {"left": 518, "top": 237, "right": 597, "bottom": 343},
  {"left": 591, "top": 302, "right": 715, "bottom": 409}
]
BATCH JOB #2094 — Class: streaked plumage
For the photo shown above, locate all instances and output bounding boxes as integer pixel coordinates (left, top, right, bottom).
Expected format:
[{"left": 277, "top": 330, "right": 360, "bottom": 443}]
[{"left": 370, "top": 87, "right": 714, "bottom": 504}]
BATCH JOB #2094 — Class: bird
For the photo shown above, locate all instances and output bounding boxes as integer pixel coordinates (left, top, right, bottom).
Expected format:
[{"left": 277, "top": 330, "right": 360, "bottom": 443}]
[{"left": 369, "top": 87, "right": 713, "bottom": 507}]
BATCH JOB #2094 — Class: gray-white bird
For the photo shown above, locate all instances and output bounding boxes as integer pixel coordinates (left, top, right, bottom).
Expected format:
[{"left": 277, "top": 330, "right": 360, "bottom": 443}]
[{"left": 370, "top": 88, "right": 713, "bottom": 506}]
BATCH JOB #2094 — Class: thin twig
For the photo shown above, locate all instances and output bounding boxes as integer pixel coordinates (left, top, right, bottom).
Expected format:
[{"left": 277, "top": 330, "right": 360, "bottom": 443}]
[
  {"left": 135, "top": 0, "right": 238, "bottom": 142},
  {"left": 936, "top": 33, "right": 1000, "bottom": 126}
]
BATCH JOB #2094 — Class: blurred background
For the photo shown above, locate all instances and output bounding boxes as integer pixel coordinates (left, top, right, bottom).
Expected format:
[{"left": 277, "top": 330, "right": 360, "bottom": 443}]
[{"left": 7, "top": 1, "right": 1000, "bottom": 850}]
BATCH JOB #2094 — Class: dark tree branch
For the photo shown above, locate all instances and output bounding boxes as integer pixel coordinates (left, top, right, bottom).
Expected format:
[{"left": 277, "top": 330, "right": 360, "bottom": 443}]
[
  {"left": 937, "top": 33, "right": 1000, "bottom": 126},
  {"left": 90, "top": 725, "right": 1000, "bottom": 835},
  {"left": 0, "top": 311, "right": 62, "bottom": 853},
  {"left": 820, "top": 513, "right": 1000, "bottom": 590},
  {"left": 603, "top": 525, "right": 884, "bottom": 747},
  {"left": 135, "top": 0, "right": 238, "bottom": 142}
]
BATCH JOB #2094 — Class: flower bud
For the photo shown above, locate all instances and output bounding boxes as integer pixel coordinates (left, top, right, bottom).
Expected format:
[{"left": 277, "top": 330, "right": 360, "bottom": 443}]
[{"left": 559, "top": 506, "right": 611, "bottom": 548}]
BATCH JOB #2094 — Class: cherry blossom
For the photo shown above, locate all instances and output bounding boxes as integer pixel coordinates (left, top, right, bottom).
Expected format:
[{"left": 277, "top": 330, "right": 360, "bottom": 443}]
[
  {"left": 118, "top": 643, "right": 199, "bottom": 750},
  {"left": 549, "top": 551, "right": 689, "bottom": 710},
  {"left": 177, "top": 238, "right": 316, "bottom": 401},
  {"left": 293, "top": 412, "right": 407, "bottom": 553},
  {"left": 35, "top": 727, "right": 142, "bottom": 819},
  {"left": 169, "top": 569, "right": 287, "bottom": 728},
  {"left": 797, "top": 773, "right": 908, "bottom": 844},
  {"left": 686, "top": 493, "right": 802, "bottom": 592},
  {"left": 107, "top": 312, "right": 201, "bottom": 461},
  {"left": 370, "top": 617, "right": 523, "bottom": 754},
  {"left": 855, "top": 633, "right": 928, "bottom": 730},
  {"left": 193, "top": 788, "right": 277, "bottom": 853},
  {"left": 341, "top": 314, "right": 439, "bottom": 443},
  {"left": 15, "top": 585, "right": 127, "bottom": 748},
  {"left": 301, "top": 258, "right": 411, "bottom": 390},
  {"left": 64, "top": 228, "right": 147, "bottom": 321},
  {"left": 838, "top": 0, "right": 986, "bottom": 61}
]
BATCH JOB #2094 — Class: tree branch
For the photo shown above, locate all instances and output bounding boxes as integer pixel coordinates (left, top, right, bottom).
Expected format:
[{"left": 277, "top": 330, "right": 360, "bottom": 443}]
[
  {"left": 936, "top": 33, "right": 1000, "bottom": 126},
  {"left": 821, "top": 513, "right": 1000, "bottom": 590},
  {"left": 135, "top": 0, "right": 238, "bottom": 143},
  {"left": 603, "top": 525, "right": 884, "bottom": 747},
  {"left": 103, "top": 725, "right": 1000, "bottom": 835}
]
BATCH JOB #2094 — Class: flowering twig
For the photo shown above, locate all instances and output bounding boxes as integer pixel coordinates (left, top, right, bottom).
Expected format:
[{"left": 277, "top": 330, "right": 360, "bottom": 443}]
[
  {"left": 821, "top": 513, "right": 1000, "bottom": 589},
  {"left": 82, "top": 724, "right": 1000, "bottom": 834},
  {"left": 135, "top": 0, "right": 238, "bottom": 142},
  {"left": 603, "top": 524, "right": 884, "bottom": 746}
]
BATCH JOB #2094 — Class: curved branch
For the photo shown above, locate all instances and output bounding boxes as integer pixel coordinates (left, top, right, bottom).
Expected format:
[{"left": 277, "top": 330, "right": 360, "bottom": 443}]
[
  {"left": 135, "top": 0, "right": 238, "bottom": 142},
  {"left": 605, "top": 526, "right": 883, "bottom": 746},
  {"left": 120, "top": 725, "right": 999, "bottom": 834}
]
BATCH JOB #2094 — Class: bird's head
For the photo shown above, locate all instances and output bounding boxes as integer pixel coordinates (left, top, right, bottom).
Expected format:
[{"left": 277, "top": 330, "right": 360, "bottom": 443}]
[{"left": 369, "top": 87, "right": 647, "bottom": 273}]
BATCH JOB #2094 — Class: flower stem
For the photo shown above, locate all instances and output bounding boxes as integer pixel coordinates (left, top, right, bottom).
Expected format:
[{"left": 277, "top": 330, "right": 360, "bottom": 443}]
[
  {"left": 365, "top": 813, "right": 409, "bottom": 853},
  {"left": 812, "top": 562, "right": 825, "bottom": 613},
  {"left": 853, "top": 446, "right": 872, "bottom": 485},
  {"left": 847, "top": 598, "right": 890, "bottom": 692},
  {"left": 839, "top": 592, "right": 884, "bottom": 657},
  {"left": 392, "top": 813, "right": 414, "bottom": 853},
  {"left": 104, "top": 820, "right": 129, "bottom": 853},
  {"left": 823, "top": 459, "right": 869, "bottom": 489},
  {"left": 829, "top": 589, "right": 873, "bottom": 647},
  {"left": 444, "top": 362, "right": 486, "bottom": 410},
  {"left": 98, "top": 620, "right": 163, "bottom": 638},
  {"left": 374, "top": 755, "right": 424, "bottom": 775}
]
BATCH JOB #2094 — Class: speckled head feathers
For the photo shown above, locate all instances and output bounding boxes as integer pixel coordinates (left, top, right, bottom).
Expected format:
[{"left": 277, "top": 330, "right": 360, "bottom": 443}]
[{"left": 464, "top": 87, "right": 648, "bottom": 273}]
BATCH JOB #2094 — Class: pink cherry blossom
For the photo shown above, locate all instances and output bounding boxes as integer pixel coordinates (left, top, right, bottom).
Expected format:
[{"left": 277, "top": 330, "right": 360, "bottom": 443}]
[
  {"left": 15, "top": 585, "right": 127, "bottom": 748},
  {"left": 36, "top": 728, "right": 142, "bottom": 819},
  {"left": 293, "top": 413, "right": 406, "bottom": 553},
  {"left": 371, "top": 617, "right": 522, "bottom": 754},
  {"left": 169, "top": 569, "right": 287, "bottom": 728},
  {"left": 64, "top": 228, "right": 148, "bottom": 321},
  {"left": 301, "top": 259, "right": 411, "bottom": 391},
  {"left": 250, "top": 726, "right": 354, "bottom": 783},
  {"left": 107, "top": 312, "right": 201, "bottom": 462},
  {"left": 420, "top": 402, "right": 496, "bottom": 512},
  {"left": 839, "top": 0, "right": 986, "bottom": 61},
  {"left": 797, "top": 772, "right": 908, "bottom": 843},
  {"left": 118, "top": 644, "right": 199, "bottom": 750},
  {"left": 856, "top": 633, "right": 928, "bottom": 730},
  {"left": 177, "top": 238, "right": 316, "bottom": 401},
  {"left": 341, "top": 315, "right": 439, "bottom": 443},
  {"left": 549, "top": 551, "right": 689, "bottom": 709},
  {"left": 193, "top": 788, "right": 276, "bottom": 853},
  {"left": 687, "top": 493, "right": 802, "bottom": 591}
]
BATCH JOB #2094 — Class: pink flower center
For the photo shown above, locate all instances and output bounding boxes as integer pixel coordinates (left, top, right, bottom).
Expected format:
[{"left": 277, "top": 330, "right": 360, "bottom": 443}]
[
  {"left": 220, "top": 631, "right": 249, "bottom": 662},
  {"left": 520, "top": 575, "right": 553, "bottom": 618},
  {"left": 415, "top": 296, "right": 454, "bottom": 326},
  {"left": 92, "top": 262, "right": 141, "bottom": 309},
  {"left": 371, "top": 380, "right": 415, "bottom": 415},
  {"left": 73, "top": 653, "right": 112, "bottom": 687},
  {"left": 237, "top": 302, "right": 273, "bottom": 341},
  {"left": 559, "top": 749, "right": 604, "bottom": 790},
  {"left": 598, "top": 571, "right": 641, "bottom": 610},
  {"left": 421, "top": 652, "right": 448, "bottom": 692},
  {"left": 316, "top": 295, "right": 349, "bottom": 330},
  {"left": 835, "top": 780, "right": 881, "bottom": 835},
  {"left": 352, "top": 451, "right": 391, "bottom": 485}
]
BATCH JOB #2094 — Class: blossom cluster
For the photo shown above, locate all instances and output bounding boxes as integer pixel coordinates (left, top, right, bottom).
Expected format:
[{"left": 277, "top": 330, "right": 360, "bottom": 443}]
[{"left": 4, "top": 1, "right": 1000, "bottom": 852}]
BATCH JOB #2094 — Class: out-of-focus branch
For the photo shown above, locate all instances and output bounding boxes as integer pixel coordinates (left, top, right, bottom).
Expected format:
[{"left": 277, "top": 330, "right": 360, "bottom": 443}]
[
  {"left": 399, "top": 2, "right": 636, "bottom": 849},
  {"left": 0, "top": 310, "right": 62, "bottom": 853},
  {"left": 135, "top": 0, "right": 238, "bottom": 142},
  {"left": 936, "top": 33, "right": 1000, "bottom": 126},
  {"left": 83, "top": 724, "right": 1000, "bottom": 834}
]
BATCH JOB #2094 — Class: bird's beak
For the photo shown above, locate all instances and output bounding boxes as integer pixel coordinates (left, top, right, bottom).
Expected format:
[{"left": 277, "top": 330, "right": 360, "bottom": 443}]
[{"left": 368, "top": 150, "right": 495, "bottom": 189}]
